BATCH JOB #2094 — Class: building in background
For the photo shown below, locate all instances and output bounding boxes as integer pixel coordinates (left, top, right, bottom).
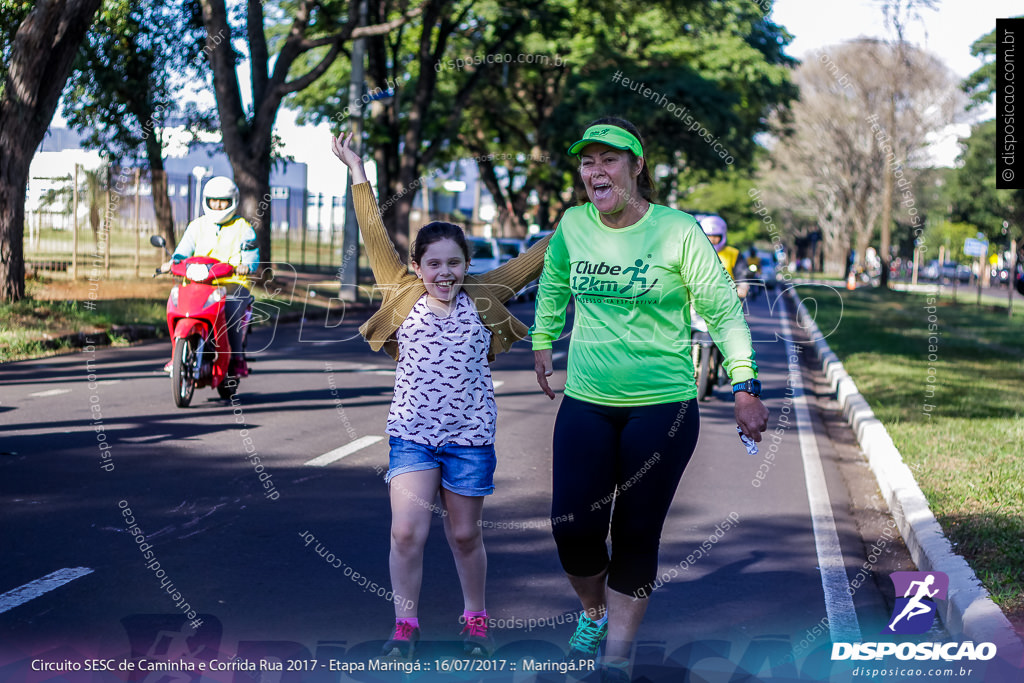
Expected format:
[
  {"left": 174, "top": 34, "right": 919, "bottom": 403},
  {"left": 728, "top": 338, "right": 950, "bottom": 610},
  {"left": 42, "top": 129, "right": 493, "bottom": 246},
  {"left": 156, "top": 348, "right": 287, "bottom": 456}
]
[{"left": 28, "top": 126, "right": 308, "bottom": 239}]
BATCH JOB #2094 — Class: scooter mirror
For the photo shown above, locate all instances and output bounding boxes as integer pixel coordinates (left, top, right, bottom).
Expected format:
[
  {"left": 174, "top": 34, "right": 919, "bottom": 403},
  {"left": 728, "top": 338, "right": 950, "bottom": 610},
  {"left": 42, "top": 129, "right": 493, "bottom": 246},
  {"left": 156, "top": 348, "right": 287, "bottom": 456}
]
[{"left": 150, "top": 235, "right": 166, "bottom": 248}]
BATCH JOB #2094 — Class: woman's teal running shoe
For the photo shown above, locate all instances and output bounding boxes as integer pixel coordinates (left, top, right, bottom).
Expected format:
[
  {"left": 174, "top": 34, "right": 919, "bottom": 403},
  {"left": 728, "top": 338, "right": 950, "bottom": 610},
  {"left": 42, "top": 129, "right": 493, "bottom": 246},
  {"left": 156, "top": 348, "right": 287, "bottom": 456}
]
[{"left": 567, "top": 613, "right": 607, "bottom": 659}]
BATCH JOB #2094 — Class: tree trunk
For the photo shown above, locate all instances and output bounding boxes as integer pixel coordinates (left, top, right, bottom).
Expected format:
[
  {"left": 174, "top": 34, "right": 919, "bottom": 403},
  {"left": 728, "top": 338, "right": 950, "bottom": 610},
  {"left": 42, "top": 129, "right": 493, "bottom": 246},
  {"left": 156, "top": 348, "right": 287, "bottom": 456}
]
[
  {"left": 854, "top": 225, "right": 873, "bottom": 275},
  {"left": 149, "top": 169, "right": 176, "bottom": 245},
  {"left": 823, "top": 235, "right": 848, "bottom": 276},
  {"left": 879, "top": 157, "right": 894, "bottom": 288},
  {"left": 370, "top": 96, "right": 406, "bottom": 258},
  {"left": 475, "top": 157, "right": 523, "bottom": 236},
  {"left": 0, "top": 167, "right": 28, "bottom": 300},
  {"left": 385, "top": 192, "right": 414, "bottom": 265},
  {"left": 0, "top": 0, "right": 103, "bottom": 301},
  {"left": 142, "top": 130, "right": 176, "bottom": 245},
  {"left": 536, "top": 191, "right": 552, "bottom": 231},
  {"left": 231, "top": 155, "right": 273, "bottom": 269},
  {"left": 89, "top": 196, "right": 100, "bottom": 250}
]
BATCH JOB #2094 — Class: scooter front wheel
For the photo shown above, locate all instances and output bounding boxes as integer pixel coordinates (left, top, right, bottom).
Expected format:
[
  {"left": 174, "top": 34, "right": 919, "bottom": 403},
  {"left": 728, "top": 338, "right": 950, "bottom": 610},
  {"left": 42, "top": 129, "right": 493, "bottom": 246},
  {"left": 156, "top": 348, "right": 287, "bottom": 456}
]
[
  {"left": 696, "top": 343, "right": 713, "bottom": 401},
  {"left": 172, "top": 335, "right": 198, "bottom": 408},
  {"left": 692, "top": 331, "right": 715, "bottom": 402}
]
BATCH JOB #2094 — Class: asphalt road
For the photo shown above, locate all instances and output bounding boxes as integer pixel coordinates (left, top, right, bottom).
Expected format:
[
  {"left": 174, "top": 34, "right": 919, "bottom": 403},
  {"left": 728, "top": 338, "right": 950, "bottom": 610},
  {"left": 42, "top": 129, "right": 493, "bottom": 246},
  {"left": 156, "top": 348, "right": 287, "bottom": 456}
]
[{"left": 0, "top": 288, "right": 967, "bottom": 682}]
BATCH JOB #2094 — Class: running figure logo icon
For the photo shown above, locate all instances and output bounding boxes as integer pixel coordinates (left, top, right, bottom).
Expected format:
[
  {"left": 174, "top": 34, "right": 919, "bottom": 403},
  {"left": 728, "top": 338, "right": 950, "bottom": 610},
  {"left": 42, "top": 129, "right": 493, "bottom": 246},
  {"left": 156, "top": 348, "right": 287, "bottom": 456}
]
[
  {"left": 619, "top": 259, "right": 649, "bottom": 294},
  {"left": 884, "top": 571, "right": 948, "bottom": 634}
]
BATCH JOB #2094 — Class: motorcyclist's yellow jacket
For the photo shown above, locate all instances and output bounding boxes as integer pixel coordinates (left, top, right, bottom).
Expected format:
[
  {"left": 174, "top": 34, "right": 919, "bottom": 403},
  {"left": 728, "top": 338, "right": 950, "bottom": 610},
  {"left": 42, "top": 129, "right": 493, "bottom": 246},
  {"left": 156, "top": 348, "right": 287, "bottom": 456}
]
[
  {"left": 717, "top": 245, "right": 740, "bottom": 279},
  {"left": 173, "top": 215, "right": 258, "bottom": 288}
]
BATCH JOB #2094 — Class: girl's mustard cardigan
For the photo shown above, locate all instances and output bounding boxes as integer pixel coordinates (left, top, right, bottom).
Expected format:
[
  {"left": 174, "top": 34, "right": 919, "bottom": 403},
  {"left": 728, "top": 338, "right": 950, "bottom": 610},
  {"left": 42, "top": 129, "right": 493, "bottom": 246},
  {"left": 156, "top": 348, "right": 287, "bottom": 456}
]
[{"left": 352, "top": 182, "right": 551, "bottom": 361}]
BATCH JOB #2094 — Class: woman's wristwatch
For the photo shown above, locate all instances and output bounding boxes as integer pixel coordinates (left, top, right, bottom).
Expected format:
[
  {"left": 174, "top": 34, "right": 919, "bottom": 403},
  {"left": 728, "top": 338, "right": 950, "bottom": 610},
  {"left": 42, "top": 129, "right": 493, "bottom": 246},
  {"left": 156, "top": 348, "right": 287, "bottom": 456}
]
[{"left": 732, "top": 378, "right": 762, "bottom": 397}]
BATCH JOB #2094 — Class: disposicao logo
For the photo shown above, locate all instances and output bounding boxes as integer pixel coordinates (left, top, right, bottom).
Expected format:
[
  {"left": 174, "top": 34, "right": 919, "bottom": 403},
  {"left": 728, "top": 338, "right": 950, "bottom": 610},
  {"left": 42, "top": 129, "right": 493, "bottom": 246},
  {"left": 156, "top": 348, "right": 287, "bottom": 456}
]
[
  {"left": 884, "top": 571, "right": 948, "bottom": 635},
  {"left": 831, "top": 570, "right": 998, "bottom": 663}
]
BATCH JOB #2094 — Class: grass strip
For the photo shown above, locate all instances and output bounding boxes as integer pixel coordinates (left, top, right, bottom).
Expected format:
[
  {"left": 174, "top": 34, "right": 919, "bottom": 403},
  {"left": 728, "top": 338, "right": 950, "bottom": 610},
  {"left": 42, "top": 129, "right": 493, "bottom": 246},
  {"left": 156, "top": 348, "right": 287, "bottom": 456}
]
[
  {"left": 808, "top": 286, "right": 1024, "bottom": 618},
  {"left": 2, "top": 270, "right": 372, "bottom": 364},
  {"left": 0, "top": 298, "right": 168, "bottom": 363}
]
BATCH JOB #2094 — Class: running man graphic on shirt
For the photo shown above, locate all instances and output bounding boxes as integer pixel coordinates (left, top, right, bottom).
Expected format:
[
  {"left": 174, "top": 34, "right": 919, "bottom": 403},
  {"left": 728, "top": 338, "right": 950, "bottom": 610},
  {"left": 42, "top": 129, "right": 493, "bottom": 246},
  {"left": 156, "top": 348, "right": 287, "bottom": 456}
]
[{"left": 620, "top": 259, "right": 649, "bottom": 294}]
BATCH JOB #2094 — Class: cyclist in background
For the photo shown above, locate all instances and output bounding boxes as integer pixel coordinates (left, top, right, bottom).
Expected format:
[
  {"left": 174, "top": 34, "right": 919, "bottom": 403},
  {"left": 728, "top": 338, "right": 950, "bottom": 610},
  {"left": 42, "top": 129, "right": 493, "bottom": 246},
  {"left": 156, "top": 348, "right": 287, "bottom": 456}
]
[{"left": 699, "top": 215, "right": 750, "bottom": 299}]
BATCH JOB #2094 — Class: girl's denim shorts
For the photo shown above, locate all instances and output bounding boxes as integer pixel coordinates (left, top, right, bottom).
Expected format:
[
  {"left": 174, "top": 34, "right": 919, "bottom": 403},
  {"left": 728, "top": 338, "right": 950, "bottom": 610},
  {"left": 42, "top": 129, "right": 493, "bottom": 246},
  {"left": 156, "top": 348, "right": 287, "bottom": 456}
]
[{"left": 386, "top": 435, "right": 496, "bottom": 497}]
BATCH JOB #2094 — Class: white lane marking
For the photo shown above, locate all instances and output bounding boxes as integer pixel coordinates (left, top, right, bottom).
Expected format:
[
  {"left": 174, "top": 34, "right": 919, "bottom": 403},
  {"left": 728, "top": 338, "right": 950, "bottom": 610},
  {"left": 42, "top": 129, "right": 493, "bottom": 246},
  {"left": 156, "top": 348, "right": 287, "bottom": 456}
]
[
  {"left": 323, "top": 362, "right": 393, "bottom": 375},
  {"left": 119, "top": 434, "right": 173, "bottom": 444},
  {"left": 305, "top": 435, "right": 384, "bottom": 467},
  {"left": 332, "top": 362, "right": 381, "bottom": 371},
  {"left": 492, "top": 380, "right": 504, "bottom": 390},
  {"left": 29, "top": 389, "right": 71, "bottom": 397},
  {"left": 779, "top": 296, "right": 862, "bottom": 642},
  {"left": 0, "top": 568, "right": 94, "bottom": 614}
]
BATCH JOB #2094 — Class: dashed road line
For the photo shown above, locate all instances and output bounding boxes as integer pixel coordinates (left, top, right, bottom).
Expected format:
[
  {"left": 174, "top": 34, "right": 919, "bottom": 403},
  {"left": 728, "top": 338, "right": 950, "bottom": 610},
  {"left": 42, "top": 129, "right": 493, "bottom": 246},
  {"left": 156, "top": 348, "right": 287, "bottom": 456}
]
[
  {"left": 0, "top": 568, "right": 94, "bottom": 614},
  {"left": 305, "top": 435, "right": 384, "bottom": 467}
]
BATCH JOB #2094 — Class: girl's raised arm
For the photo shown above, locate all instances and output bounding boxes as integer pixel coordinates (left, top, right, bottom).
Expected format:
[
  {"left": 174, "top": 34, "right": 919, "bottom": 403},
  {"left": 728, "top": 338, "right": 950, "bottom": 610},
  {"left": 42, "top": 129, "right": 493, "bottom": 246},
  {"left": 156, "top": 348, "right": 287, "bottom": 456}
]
[{"left": 331, "top": 133, "right": 407, "bottom": 284}]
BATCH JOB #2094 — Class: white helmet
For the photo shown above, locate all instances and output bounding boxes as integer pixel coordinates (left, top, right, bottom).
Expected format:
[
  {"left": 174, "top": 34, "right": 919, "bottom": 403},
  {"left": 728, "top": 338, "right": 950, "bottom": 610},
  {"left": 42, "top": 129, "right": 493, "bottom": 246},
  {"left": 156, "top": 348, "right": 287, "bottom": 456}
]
[
  {"left": 202, "top": 176, "right": 239, "bottom": 225},
  {"left": 700, "top": 214, "right": 727, "bottom": 252}
]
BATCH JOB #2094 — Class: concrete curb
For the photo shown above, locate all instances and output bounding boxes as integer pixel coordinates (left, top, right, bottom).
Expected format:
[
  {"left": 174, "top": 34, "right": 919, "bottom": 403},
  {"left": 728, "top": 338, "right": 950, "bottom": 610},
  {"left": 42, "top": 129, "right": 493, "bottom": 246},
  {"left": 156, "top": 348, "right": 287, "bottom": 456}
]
[{"left": 788, "top": 287, "right": 1024, "bottom": 663}]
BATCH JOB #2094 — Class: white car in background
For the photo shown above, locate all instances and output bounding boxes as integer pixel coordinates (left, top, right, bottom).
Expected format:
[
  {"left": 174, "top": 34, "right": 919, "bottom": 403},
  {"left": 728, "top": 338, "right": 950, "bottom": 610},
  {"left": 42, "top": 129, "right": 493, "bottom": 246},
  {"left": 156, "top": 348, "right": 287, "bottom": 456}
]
[
  {"left": 496, "top": 238, "right": 524, "bottom": 264},
  {"left": 466, "top": 236, "right": 502, "bottom": 275}
]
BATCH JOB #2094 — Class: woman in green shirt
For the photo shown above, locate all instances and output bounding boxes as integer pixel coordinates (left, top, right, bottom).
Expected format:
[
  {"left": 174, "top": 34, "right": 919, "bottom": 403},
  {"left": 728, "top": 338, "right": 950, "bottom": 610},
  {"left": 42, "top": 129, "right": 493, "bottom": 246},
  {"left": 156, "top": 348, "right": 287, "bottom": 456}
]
[{"left": 531, "top": 117, "right": 769, "bottom": 681}]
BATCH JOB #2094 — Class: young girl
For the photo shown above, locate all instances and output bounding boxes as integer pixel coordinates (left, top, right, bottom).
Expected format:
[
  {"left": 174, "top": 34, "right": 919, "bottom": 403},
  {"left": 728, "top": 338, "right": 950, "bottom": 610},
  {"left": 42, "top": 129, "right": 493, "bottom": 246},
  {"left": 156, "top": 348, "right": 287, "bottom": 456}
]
[{"left": 331, "top": 133, "right": 550, "bottom": 659}]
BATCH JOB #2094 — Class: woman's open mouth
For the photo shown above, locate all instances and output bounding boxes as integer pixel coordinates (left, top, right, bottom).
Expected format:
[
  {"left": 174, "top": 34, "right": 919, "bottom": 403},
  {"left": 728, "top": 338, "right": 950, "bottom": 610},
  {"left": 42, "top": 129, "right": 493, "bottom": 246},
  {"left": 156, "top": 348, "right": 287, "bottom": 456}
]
[{"left": 592, "top": 182, "right": 614, "bottom": 201}]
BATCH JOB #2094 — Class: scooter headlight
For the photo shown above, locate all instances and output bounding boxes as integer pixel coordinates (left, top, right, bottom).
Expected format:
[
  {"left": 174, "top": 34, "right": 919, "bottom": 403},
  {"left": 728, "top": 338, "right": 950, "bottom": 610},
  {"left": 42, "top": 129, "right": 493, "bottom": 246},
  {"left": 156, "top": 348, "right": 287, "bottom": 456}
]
[
  {"left": 203, "top": 287, "right": 226, "bottom": 309},
  {"left": 185, "top": 262, "right": 211, "bottom": 282},
  {"left": 169, "top": 285, "right": 180, "bottom": 307}
]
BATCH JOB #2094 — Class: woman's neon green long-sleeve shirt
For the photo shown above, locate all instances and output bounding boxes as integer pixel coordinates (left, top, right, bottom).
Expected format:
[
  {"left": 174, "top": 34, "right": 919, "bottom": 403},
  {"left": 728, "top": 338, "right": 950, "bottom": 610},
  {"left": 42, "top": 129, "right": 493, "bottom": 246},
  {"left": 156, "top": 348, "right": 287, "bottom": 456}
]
[{"left": 530, "top": 202, "right": 758, "bottom": 407}]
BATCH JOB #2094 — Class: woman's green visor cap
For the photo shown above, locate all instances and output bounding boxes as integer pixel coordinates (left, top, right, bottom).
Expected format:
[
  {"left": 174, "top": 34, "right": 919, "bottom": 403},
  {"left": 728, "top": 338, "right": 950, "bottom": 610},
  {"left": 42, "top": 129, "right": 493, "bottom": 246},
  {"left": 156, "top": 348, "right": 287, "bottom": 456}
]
[{"left": 568, "top": 125, "right": 643, "bottom": 158}]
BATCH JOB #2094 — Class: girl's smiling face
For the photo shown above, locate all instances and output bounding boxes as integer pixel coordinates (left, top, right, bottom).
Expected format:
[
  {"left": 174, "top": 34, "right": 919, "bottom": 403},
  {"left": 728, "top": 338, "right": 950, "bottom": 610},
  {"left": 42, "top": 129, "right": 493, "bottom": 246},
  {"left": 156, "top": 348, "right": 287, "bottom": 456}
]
[{"left": 413, "top": 238, "right": 467, "bottom": 307}]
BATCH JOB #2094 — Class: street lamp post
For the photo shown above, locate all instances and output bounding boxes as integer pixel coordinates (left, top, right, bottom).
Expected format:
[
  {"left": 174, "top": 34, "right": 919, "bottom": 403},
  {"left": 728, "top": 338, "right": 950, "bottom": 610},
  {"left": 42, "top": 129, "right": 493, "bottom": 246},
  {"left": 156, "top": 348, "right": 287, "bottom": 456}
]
[
  {"left": 192, "top": 166, "right": 211, "bottom": 221},
  {"left": 1006, "top": 221, "right": 1016, "bottom": 316}
]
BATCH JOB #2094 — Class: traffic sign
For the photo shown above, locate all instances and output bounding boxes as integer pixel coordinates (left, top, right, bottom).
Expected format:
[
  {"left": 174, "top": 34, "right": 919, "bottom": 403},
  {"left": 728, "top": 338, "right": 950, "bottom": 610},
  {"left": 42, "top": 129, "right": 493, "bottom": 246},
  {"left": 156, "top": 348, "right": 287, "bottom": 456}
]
[{"left": 964, "top": 237, "right": 988, "bottom": 257}]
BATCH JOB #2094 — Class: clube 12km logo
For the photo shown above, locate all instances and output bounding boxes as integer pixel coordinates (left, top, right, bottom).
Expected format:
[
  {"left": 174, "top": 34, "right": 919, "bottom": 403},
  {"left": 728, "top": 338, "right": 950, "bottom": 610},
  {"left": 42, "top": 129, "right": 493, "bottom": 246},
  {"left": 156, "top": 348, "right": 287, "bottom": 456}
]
[{"left": 832, "top": 572, "right": 998, "bottom": 662}]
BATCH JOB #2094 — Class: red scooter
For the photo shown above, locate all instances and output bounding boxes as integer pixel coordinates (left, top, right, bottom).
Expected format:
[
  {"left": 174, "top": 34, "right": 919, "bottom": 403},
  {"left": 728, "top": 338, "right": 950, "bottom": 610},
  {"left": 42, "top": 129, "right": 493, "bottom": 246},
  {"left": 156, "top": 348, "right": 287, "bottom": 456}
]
[{"left": 151, "top": 235, "right": 251, "bottom": 407}]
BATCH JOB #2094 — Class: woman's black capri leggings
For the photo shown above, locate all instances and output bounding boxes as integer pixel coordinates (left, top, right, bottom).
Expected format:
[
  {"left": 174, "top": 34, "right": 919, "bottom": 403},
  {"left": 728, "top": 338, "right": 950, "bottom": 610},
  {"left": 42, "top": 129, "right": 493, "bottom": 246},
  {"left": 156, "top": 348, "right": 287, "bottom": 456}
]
[{"left": 551, "top": 395, "right": 700, "bottom": 598}]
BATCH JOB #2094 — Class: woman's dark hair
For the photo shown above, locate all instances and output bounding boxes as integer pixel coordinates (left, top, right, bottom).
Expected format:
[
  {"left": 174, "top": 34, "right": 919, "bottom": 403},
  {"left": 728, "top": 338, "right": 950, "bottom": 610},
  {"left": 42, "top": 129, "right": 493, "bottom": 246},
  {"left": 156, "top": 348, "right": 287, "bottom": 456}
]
[
  {"left": 411, "top": 221, "right": 470, "bottom": 264},
  {"left": 577, "top": 116, "right": 656, "bottom": 202}
]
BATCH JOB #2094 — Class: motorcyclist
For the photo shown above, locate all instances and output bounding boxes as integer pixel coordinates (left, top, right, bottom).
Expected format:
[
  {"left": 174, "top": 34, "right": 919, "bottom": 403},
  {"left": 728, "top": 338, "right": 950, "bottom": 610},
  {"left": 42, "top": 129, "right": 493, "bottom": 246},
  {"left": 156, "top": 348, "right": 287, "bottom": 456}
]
[
  {"left": 699, "top": 214, "right": 749, "bottom": 298},
  {"left": 746, "top": 245, "right": 762, "bottom": 274},
  {"left": 161, "top": 176, "right": 259, "bottom": 377}
]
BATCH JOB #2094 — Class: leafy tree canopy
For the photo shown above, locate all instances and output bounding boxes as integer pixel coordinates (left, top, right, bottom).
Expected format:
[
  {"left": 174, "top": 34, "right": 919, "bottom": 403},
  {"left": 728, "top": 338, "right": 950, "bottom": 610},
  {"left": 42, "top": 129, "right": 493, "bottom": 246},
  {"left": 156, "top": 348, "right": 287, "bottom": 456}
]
[
  {"left": 62, "top": 0, "right": 210, "bottom": 162},
  {"left": 961, "top": 16, "right": 1023, "bottom": 110},
  {"left": 0, "top": 1, "right": 35, "bottom": 98},
  {"left": 286, "top": 0, "right": 796, "bottom": 202},
  {"left": 948, "top": 119, "right": 1024, "bottom": 244}
]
